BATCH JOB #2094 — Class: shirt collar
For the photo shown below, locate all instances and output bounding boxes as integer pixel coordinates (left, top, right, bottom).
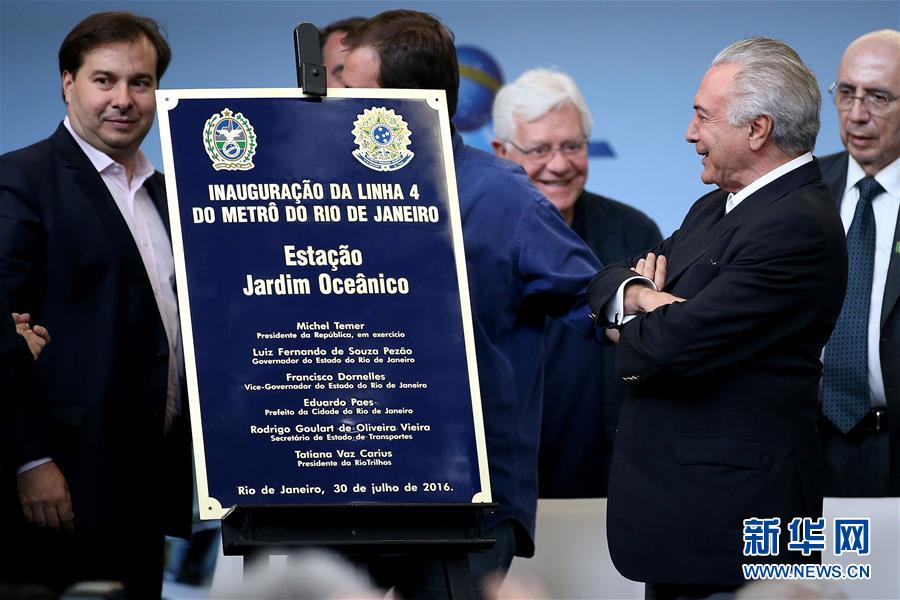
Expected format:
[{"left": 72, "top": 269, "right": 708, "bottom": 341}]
[
  {"left": 63, "top": 116, "right": 154, "bottom": 186},
  {"left": 845, "top": 154, "right": 899, "bottom": 200},
  {"left": 726, "top": 152, "right": 813, "bottom": 213}
]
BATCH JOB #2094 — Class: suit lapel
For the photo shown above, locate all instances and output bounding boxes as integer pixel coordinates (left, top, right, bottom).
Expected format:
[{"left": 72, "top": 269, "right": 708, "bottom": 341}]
[
  {"left": 820, "top": 152, "right": 898, "bottom": 328},
  {"left": 665, "top": 160, "right": 823, "bottom": 288},
  {"left": 146, "top": 173, "right": 171, "bottom": 238},
  {"left": 574, "top": 192, "right": 620, "bottom": 265},
  {"left": 51, "top": 124, "right": 154, "bottom": 292},
  {"left": 820, "top": 151, "right": 849, "bottom": 208},
  {"left": 664, "top": 193, "right": 732, "bottom": 287}
]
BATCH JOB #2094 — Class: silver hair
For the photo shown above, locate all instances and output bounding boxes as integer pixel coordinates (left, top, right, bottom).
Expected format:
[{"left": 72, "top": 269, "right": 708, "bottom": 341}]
[
  {"left": 712, "top": 37, "right": 820, "bottom": 154},
  {"left": 492, "top": 68, "right": 593, "bottom": 143}
]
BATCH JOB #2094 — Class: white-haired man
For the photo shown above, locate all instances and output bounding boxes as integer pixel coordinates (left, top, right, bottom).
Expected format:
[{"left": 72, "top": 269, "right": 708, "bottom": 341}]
[
  {"left": 819, "top": 29, "right": 900, "bottom": 498},
  {"left": 588, "top": 38, "right": 847, "bottom": 595},
  {"left": 491, "top": 69, "right": 661, "bottom": 497}
]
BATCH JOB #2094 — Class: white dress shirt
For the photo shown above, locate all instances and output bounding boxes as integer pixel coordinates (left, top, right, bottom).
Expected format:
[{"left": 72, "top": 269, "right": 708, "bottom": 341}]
[{"left": 837, "top": 155, "right": 900, "bottom": 407}]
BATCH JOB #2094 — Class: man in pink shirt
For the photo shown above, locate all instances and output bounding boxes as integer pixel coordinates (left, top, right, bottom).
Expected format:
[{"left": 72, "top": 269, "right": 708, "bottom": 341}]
[{"left": 0, "top": 11, "right": 191, "bottom": 597}]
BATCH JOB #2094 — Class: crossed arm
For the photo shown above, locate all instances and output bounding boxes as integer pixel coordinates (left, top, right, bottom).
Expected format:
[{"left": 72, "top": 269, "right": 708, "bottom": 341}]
[
  {"left": 624, "top": 253, "right": 685, "bottom": 313},
  {"left": 605, "top": 253, "right": 684, "bottom": 343}
]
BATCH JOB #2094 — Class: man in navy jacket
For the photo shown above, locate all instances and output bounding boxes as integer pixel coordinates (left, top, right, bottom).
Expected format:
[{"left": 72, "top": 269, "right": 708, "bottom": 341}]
[{"left": 341, "top": 9, "right": 602, "bottom": 598}]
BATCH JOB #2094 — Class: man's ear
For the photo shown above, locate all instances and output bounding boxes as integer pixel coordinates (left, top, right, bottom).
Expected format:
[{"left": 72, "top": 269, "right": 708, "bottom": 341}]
[
  {"left": 62, "top": 70, "right": 75, "bottom": 104},
  {"left": 491, "top": 139, "right": 507, "bottom": 158},
  {"left": 747, "top": 114, "right": 773, "bottom": 151}
]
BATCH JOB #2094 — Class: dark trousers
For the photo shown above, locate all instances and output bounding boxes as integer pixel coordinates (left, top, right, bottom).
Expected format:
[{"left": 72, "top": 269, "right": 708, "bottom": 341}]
[
  {"left": 365, "top": 520, "right": 517, "bottom": 600},
  {"left": 0, "top": 480, "right": 165, "bottom": 599},
  {"left": 821, "top": 419, "right": 890, "bottom": 497}
]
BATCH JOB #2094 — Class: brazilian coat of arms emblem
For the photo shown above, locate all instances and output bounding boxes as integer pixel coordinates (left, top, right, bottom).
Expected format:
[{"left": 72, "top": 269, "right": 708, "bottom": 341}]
[
  {"left": 352, "top": 107, "right": 414, "bottom": 172},
  {"left": 203, "top": 108, "right": 257, "bottom": 171}
]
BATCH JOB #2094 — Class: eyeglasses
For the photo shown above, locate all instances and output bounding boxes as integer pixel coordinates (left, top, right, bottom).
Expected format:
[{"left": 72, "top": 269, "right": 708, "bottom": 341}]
[
  {"left": 505, "top": 138, "right": 588, "bottom": 164},
  {"left": 829, "top": 82, "right": 898, "bottom": 116}
]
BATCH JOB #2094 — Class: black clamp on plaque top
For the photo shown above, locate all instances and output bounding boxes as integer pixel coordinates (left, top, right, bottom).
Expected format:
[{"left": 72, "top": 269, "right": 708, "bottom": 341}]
[{"left": 294, "top": 22, "right": 327, "bottom": 96}]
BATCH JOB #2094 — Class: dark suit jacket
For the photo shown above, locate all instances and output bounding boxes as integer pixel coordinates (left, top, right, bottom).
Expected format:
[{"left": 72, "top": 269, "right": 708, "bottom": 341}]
[
  {"left": 539, "top": 191, "right": 662, "bottom": 497},
  {"left": 588, "top": 159, "right": 847, "bottom": 584},
  {"left": 0, "top": 124, "right": 192, "bottom": 537},
  {"left": 819, "top": 151, "right": 900, "bottom": 495},
  {"left": 1, "top": 303, "right": 34, "bottom": 469}
]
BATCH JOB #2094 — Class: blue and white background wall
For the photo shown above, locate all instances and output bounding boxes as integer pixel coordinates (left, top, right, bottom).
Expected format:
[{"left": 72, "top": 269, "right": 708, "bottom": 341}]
[{"left": 1, "top": 1, "right": 896, "bottom": 235}]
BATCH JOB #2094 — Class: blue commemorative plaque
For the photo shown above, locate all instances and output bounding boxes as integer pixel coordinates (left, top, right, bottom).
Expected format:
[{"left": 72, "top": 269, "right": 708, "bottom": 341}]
[{"left": 156, "top": 89, "right": 491, "bottom": 519}]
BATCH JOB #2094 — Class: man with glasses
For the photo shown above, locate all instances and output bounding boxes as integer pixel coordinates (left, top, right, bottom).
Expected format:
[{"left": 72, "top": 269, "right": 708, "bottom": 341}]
[
  {"left": 491, "top": 69, "right": 661, "bottom": 498},
  {"left": 819, "top": 29, "right": 900, "bottom": 497}
]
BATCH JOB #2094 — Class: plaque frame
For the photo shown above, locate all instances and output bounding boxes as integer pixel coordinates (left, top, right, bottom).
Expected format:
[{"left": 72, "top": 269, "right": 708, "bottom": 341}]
[{"left": 156, "top": 87, "right": 492, "bottom": 520}]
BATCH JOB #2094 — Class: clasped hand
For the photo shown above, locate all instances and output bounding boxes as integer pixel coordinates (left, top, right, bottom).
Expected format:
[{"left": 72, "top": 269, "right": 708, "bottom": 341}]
[{"left": 624, "top": 253, "right": 685, "bottom": 314}]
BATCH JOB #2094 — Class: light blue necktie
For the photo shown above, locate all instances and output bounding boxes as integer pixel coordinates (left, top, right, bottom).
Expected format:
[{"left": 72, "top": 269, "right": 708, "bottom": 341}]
[{"left": 822, "top": 176, "right": 884, "bottom": 433}]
